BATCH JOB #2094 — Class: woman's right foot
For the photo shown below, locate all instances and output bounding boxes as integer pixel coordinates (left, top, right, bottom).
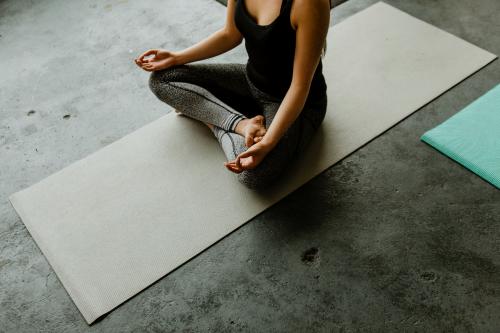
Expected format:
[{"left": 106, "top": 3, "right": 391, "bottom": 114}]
[{"left": 235, "top": 115, "right": 267, "bottom": 147}]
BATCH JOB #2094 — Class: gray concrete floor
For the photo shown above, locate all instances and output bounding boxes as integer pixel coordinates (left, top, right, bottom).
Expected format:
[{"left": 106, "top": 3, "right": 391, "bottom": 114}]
[{"left": 1, "top": 0, "right": 499, "bottom": 332}]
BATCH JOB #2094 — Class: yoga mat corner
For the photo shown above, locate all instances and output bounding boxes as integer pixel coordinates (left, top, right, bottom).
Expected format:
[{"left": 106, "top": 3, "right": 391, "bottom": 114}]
[{"left": 420, "top": 83, "right": 500, "bottom": 189}]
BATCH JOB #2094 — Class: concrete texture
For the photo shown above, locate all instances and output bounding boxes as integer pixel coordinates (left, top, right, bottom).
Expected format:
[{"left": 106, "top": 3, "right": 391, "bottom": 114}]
[{"left": 0, "top": 0, "right": 499, "bottom": 332}]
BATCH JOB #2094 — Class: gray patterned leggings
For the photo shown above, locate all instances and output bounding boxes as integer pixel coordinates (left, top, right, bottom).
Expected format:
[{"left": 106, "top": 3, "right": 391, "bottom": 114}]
[{"left": 148, "top": 62, "right": 327, "bottom": 190}]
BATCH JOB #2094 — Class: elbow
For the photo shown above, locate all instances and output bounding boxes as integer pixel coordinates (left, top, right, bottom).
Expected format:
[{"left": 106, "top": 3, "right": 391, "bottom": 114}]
[
  {"left": 222, "top": 28, "right": 243, "bottom": 47},
  {"left": 231, "top": 36, "right": 243, "bottom": 46},
  {"left": 229, "top": 34, "right": 244, "bottom": 47}
]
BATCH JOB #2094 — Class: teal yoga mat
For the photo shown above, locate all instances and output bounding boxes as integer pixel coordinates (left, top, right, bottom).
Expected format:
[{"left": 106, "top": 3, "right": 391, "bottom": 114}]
[{"left": 421, "top": 84, "right": 500, "bottom": 189}]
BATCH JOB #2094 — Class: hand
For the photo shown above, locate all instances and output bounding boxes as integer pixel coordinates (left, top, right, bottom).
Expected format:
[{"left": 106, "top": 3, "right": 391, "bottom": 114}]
[
  {"left": 224, "top": 141, "right": 274, "bottom": 174},
  {"left": 134, "top": 49, "right": 178, "bottom": 72}
]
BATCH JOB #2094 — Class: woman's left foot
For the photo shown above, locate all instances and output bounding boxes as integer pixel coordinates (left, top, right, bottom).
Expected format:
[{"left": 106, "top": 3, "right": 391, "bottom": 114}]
[{"left": 235, "top": 115, "right": 267, "bottom": 147}]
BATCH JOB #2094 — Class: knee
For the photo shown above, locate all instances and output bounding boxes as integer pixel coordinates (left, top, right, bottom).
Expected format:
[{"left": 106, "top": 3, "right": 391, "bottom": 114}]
[
  {"left": 148, "top": 70, "right": 167, "bottom": 97},
  {"left": 236, "top": 168, "right": 280, "bottom": 191},
  {"left": 236, "top": 141, "right": 292, "bottom": 190},
  {"left": 148, "top": 66, "right": 183, "bottom": 97}
]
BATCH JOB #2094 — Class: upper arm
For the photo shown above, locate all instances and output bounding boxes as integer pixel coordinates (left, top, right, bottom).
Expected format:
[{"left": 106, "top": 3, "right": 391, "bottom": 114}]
[
  {"left": 290, "top": 0, "right": 330, "bottom": 90},
  {"left": 224, "top": 0, "right": 244, "bottom": 44}
]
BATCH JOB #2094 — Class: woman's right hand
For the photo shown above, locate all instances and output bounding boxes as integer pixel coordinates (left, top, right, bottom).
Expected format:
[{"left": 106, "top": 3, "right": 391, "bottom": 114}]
[{"left": 134, "top": 49, "right": 179, "bottom": 72}]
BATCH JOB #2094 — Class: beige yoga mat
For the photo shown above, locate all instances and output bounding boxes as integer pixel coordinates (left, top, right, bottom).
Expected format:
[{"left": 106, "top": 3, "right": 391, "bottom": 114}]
[{"left": 9, "top": 2, "right": 497, "bottom": 324}]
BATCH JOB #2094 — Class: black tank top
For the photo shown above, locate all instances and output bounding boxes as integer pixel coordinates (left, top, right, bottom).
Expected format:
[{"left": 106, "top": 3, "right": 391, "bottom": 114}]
[{"left": 234, "top": 0, "right": 327, "bottom": 103}]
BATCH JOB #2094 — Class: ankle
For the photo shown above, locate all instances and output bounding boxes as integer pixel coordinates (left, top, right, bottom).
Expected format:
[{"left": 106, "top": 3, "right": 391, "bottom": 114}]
[{"left": 235, "top": 118, "right": 248, "bottom": 135}]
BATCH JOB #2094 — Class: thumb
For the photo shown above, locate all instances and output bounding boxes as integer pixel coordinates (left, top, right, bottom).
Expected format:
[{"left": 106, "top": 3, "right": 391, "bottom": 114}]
[
  {"left": 139, "top": 49, "right": 157, "bottom": 61},
  {"left": 237, "top": 149, "right": 252, "bottom": 160}
]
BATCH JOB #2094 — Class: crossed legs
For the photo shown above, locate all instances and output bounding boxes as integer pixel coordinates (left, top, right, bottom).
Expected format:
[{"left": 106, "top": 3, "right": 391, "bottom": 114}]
[{"left": 148, "top": 62, "right": 327, "bottom": 190}]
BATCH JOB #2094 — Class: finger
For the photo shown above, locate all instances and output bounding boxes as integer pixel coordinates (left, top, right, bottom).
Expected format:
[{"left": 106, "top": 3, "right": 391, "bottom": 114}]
[
  {"left": 228, "top": 160, "right": 241, "bottom": 170},
  {"left": 224, "top": 162, "right": 242, "bottom": 173},
  {"left": 139, "top": 49, "right": 157, "bottom": 61},
  {"left": 237, "top": 150, "right": 251, "bottom": 159},
  {"left": 233, "top": 155, "right": 247, "bottom": 171},
  {"left": 235, "top": 152, "right": 250, "bottom": 168},
  {"left": 230, "top": 165, "right": 242, "bottom": 173}
]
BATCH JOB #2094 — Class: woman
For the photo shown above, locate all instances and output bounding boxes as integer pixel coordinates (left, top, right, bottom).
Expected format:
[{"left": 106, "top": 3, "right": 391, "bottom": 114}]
[{"left": 135, "top": 0, "right": 331, "bottom": 190}]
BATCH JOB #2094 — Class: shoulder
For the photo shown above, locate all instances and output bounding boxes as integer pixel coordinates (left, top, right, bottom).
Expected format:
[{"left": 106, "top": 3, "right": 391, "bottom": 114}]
[{"left": 290, "top": 0, "right": 330, "bottom": 30}]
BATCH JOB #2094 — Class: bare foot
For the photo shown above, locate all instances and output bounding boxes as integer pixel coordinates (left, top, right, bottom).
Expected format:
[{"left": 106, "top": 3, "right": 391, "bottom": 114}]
[{"left": 235, "top": 115, "right": 267, "bottom": 147}]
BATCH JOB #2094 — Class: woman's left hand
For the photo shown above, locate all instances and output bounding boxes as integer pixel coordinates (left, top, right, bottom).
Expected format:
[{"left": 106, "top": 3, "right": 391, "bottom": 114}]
[{"left": 224, "top": 141, "right": 274, "bottom": 173}]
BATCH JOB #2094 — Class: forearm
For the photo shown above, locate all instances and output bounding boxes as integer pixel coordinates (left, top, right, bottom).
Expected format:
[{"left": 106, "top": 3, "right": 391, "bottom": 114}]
[
  {"left": 174, "top": 28, "right": 241, "bottom": 65},
  {"left": 260, "top": 84, "right": 310, "bottom": 150}
]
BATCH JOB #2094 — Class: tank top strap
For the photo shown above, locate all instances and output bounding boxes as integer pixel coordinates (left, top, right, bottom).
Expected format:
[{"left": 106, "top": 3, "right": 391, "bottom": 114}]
[{"left": 281, "top": 0, "right": 292, "bottom": 14}]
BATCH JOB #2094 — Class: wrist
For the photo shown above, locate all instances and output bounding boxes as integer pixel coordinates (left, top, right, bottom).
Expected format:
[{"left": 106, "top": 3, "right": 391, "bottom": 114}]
[
  {"left": 171, "top": 51, "right": 185, "bottom": 66},
  {"left": 259, "top": 136, "right": 278, "bottom": 151}
]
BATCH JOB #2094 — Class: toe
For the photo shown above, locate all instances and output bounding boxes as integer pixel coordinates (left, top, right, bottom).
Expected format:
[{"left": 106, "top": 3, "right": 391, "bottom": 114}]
[
  {"left": 246, "top": 137, "right": 253, "bottom": 147},
  {"left": 245, "top": 132, "right": 254, "bottom": 147}
]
